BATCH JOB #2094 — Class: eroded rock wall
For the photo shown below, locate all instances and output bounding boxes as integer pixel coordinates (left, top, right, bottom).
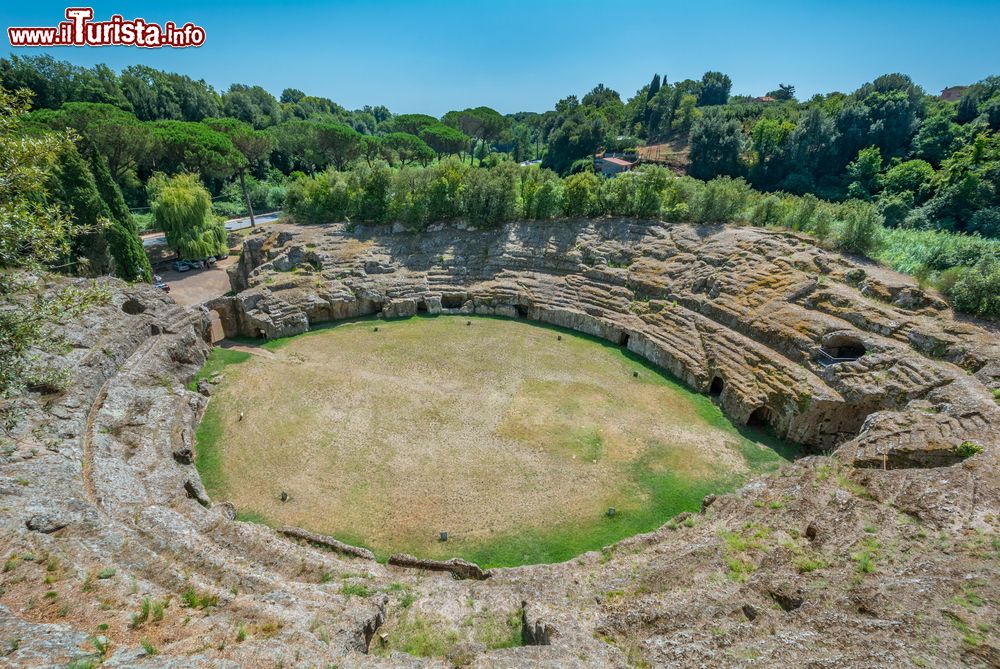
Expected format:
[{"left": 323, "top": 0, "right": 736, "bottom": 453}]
[{"left": 220, "top": 219, "right": 1000, "bottom": 463}]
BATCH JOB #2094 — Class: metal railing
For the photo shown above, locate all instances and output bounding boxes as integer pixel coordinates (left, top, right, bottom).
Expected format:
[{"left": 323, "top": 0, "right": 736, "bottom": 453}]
[{"left": 814, "top": 347, "right": 861, "bottom": 367}]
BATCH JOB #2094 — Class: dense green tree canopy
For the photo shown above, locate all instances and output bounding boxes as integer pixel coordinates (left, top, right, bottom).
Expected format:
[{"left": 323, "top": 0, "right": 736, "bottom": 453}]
[
  {"left": 387, "top": 113, "right": 438, "bottom": 135},
  {"left": 420, "top": 123, "right": 468, "bottom": 158},
  {"left": 120, "top": 65, "right": 220, "bottom": 122},
  {"left": 698, "top": 71, "right": 732, "bottom": 106},
  {"left": 222, "top": 84, "right": 282, "bottom": 129},
  {"left": 28, "top": 102, "right": 154, "bottom": 181},
  {"left": 3, "top": 53, "right": 1000, "bottom": 247},
  {"left": 689, "top": 112, "right": 743, "bottom": 180},
  {"left": 314, "top": 122, "right": 363, "bottom": 170},
  {"left": 1, "top": 55, "right": 128, "bottom": 111},
  {"left": 150, "top": 120, "right": 240, "bottom": 179},
  {"left": 382, "top": 132, "right": 434, "bottom": 166}
]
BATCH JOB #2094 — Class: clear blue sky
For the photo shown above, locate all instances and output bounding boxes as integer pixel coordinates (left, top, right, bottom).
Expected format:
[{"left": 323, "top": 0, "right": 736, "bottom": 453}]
[{"left": 3, "top": 0, "right": 999, "bottom": 116}]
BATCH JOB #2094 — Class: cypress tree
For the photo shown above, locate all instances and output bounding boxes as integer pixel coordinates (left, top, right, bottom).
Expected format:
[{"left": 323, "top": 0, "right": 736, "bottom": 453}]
[
  {"left": 105, "top": 219, "right": 152, "bottom": 282},
  {"left": 86, "top": 145, "right": 152, "bottom": 281},
  {"left": 87, "top": 144, "right": 134, "bottom": 232},
  {"left": 50, "top": 143, "right": 113, "bottom": 275},
  {"left": 647, "top": 74, "right": 662, "bottom": 100}
]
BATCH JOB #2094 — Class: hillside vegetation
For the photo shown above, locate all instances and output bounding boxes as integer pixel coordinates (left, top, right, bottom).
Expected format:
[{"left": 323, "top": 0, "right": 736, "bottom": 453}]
[{"left": 2, "top": 55, "right": 1000, "bottom": 318}]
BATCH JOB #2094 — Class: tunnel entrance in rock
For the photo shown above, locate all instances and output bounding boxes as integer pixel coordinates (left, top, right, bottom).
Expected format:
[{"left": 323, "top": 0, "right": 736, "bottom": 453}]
[
  {"left": 516, "top": 304, "right": 529, "bottom": 319},
  {"left": 747, "top": 406, "right": 773, "bottom": 427},
  {"left": 619, "top": 332, "right": 630, "bottom": 347},
  {"left": 417, "top": 299, "right": 429, "bottom": 313},
  {"left": 442, "top": 294, "right": 465, "bottom": 309},
  {"left": 709, "top": 376, "right": 725, "bottom": 397},
  {"left": 820, "top": 335, "right": 866, "bottom": 363}
]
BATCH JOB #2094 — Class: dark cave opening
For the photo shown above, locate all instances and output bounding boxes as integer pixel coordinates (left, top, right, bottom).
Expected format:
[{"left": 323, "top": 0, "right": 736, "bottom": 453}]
[
  {"left": 820, "top": 334, "right": 867, "bottom": 363},
  {"left": 442, "top": 294, "right": 465, "bottom": 309},
  {"left": 747, "top": 406, "right": 772, "bottom": 427}
]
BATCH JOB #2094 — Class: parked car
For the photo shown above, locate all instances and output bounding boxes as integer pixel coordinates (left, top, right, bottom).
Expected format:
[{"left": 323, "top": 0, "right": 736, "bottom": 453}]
[
  {"left": 182, "top": 259, "right": 204, "bottom": 269},
  {"left": 172, "top": 260, "right": 191, "bottom": 272},
  {"left": 153, "top": 274, "right": 163, "bottom": 282},
  {"left": 154, "top": 282, "right": 170, "bottom": 293},
  {"left": 215, "top": 253, "right": 228, "bottom": 261},
  {"left": 203, "top": 256, "right": 217, "bottom": 266}
]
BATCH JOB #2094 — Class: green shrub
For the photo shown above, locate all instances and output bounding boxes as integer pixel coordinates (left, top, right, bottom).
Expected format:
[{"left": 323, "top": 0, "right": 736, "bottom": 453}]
[
  {"left": 955, "top": 441, "right": 984, "bottom": 458},
  {"left": 598, "top": 170, "right": 639, "bottom": 216},
  {"left": 633, "top": 166, "right": 672, "bottom": 218},
  {"left": 835, "top": 201, "right": 884, "bottom": 255},
  {"left": 180, "top": 588, "right": 218, "bottom": 609},
  {"left": 352, "top": 161, "right": 393, "bottom": 224},
  {"left": 855, "top": 551, "right": 876, "bottom": 574},
  {"left": 341, "top": 583, "right": 371, "bottom": 598},
  {"left": 463, "top": 161, "right": 519, "bottom": 227},
  {"left": 969, "top": 207, "right": 1000, "bottom": 238},
  {"left": 749, "top": 194, "right": 785, "bottom": 227},
  {"left": 140, "top": 638, "right": 157, "bottom": 656},
  {"left": 373, "top": 613, "right": 459, "bottom": 658},
  {"left": 784, "top": 193, "right": 819, "bottom": 231},
  {"left": 520, "top": 168, "right": 563, "bottom": 219},
  {"left": 693, "top": 176, "right": 751, "bottom": 223},
  {"left": 946, "top": 256, "right": 1000, "bottom": 317},
  {"left": 285, "top": 169, "right": 354, "bottom": 224}
]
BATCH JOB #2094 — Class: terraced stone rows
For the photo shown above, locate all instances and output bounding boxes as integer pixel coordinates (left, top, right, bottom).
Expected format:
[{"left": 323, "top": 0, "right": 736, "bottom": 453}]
[
  {"left": 2, "top": 222, "right": 998, "bottom": 666},
  {"left": 221, "top": 219, "right": 998, "bottom": 464}
]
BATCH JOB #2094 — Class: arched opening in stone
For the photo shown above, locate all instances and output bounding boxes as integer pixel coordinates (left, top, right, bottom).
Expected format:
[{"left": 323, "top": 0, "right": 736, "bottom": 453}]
[
  {"left": 747, "top": 406, "right": 772, "bottom": 427},
  {"left": 121, "top": 297, "right": 146, "bottom": 315},
  {"left": 516, "top": 304, "right": 529, "bottom": 319},
  {"left": 820, "top": 334, "right": 866, "bottom": 363},
  {"left": 442, "top": 294, "right": 465, "bottom": 309},
  {"left": 709, "top": 376, "right": 725, "bottom": 397},
  {"left": 619, "top": 332, "right": 630, "bottom": 347},
  {"left": 417, "top": 300, "right": 429, "bottom": 314}
]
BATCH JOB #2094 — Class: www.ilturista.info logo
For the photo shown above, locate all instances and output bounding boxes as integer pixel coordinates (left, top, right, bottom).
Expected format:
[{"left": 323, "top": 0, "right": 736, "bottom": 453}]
[{"left": 7, "top": 7, "right": 206, "bottom": 48}]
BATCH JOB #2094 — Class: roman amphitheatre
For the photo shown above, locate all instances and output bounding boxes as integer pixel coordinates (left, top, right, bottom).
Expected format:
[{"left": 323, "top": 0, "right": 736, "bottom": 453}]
[
  {"left": 195, "top": 314, "right": 787, "bottom": 567},
  {"left": 3, "top": 217, "right": 999, "bottom": 668}
]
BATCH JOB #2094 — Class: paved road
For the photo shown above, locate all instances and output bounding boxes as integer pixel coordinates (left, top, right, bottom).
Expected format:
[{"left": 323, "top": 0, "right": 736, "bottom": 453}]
[{"left": 142, "top": 211, "right": 282, "bottom": 248}]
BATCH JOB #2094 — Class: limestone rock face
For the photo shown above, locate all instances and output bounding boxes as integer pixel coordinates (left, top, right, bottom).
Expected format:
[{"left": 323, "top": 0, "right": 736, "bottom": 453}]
[{"left": 1, "top": 221, "right": 998, "bottom": 668}]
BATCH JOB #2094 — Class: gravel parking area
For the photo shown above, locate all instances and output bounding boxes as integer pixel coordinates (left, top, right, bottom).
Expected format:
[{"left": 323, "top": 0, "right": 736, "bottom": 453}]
[{"left": 156, "top": 256, "right": 237, "bottom": 306}]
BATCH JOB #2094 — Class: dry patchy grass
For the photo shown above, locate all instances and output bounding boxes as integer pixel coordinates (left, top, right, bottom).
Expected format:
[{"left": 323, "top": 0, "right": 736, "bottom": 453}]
[{"left": 195, "top": 316, "right": 790, "bottom": 566}]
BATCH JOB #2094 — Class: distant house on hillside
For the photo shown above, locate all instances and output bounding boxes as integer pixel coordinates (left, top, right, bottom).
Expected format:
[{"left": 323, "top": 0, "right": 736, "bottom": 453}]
[
  {"left": 596, "top": 155, "right": 634, "bottom": 177},
  {"left": 754, "top": 95, "right": 777, "bottom": 103},
  {"left": 940, "top": 86, "right": 969, "bottom": 102}
]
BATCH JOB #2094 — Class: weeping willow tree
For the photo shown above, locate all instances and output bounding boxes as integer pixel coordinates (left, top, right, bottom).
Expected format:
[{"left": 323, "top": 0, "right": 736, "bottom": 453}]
[{"left": 150, "top": 173, "right": 228, "bottom": 259}]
